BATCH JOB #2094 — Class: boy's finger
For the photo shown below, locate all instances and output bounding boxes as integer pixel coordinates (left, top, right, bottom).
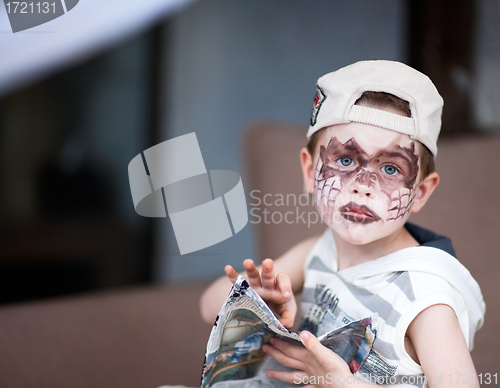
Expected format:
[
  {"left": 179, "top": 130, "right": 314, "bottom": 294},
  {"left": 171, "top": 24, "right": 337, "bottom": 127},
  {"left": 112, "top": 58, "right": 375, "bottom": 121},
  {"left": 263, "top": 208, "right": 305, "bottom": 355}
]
[
  {"left": 299, "top": 331, "right": 333, "bottom": 362},
  {"left": 243, "top": 259, "right": 262, "bottom": 288},
  {"left": 224, "top": 265, "right": 239, "bottom": 284},
  {"left": 279, "top": 299, "right": 297, "bottom": 329},
  {"left": 261, "top": 258, "right": 276, "bottom": 290},
  {"left": 276, "top": 272, "right": 292, "bottom": 299},
  {"left": 279, "top": 309, "right": 295, "bottom": 329},
  {"left": 270, "top": 337, "right": 308, "bottom": 360}
]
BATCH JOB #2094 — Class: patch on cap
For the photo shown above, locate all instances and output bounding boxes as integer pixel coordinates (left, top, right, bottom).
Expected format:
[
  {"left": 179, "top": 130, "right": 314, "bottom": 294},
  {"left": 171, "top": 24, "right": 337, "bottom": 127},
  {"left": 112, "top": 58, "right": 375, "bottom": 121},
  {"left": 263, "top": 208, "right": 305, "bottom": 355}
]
[{"left": 310, "top": 86, "right": 326, "bottom": 126}]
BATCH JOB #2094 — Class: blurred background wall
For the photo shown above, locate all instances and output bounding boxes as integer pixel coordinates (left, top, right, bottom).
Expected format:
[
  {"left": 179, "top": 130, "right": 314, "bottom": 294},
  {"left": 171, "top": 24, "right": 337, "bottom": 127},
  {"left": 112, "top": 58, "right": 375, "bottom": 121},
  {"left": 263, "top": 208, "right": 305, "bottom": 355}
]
[
  {"left": 156, "top": 0, "right": 406, "bottom": 282},
  {"left": 0, "top": 0, "right": 499, "bottom": 303}
]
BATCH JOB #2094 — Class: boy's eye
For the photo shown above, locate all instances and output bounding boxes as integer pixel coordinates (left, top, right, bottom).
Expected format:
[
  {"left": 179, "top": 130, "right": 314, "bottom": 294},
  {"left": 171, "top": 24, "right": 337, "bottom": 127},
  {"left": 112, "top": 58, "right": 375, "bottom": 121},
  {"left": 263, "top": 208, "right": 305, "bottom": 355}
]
[
  {"left": 382, "top": 165, "right": 399, "bottom": 175},
  {"left": 337, "top": 157, "right": 354, "bottom": 167}
]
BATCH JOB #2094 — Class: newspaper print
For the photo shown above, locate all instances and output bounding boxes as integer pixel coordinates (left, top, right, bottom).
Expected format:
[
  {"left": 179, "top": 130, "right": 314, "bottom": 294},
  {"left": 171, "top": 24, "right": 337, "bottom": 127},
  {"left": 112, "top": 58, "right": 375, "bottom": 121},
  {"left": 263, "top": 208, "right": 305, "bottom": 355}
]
[{"left": 201, "top": 276, "right": 376, "bottom": 387}]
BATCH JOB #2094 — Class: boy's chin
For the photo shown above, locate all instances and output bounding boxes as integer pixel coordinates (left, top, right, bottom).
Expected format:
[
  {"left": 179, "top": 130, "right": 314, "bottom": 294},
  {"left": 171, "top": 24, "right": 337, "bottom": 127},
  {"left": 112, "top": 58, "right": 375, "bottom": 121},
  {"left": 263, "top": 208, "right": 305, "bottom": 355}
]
[
  {"left": 334, "top": 228, "right": 381, "bottom": 246},
  {"left": 329, "top": 219, "right": 402, "bottom": 246}
]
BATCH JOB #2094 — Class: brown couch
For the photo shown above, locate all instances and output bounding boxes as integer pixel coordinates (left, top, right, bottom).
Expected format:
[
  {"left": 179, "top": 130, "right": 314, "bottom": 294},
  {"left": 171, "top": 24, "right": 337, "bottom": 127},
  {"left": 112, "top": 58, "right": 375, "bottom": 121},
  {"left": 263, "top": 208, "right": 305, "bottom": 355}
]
[
  {"left": 0, "top": 283, "right": 212, "bottom": 388},
  {"left": 0, "top": 122, "right": 498, "bottom": 387}
]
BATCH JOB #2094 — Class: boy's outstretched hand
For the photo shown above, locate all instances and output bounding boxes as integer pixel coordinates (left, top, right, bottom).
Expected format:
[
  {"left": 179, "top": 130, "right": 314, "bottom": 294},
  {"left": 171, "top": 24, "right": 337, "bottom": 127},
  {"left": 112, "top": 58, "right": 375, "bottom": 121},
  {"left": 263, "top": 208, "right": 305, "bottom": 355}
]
[{"left": 225, "top": 258, "right": 297, "bottom": 329}]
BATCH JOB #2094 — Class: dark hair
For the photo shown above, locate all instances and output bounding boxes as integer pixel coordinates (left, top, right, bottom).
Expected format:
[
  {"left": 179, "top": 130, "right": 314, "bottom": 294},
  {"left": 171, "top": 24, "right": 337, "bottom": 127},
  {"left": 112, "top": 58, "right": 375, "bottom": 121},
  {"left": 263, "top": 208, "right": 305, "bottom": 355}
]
[
  {"left": 306, "top": 91, "right": 435, "bottom": 181},
  {"left": 355, "top": 91, "right": 411, "bottom": 117}
]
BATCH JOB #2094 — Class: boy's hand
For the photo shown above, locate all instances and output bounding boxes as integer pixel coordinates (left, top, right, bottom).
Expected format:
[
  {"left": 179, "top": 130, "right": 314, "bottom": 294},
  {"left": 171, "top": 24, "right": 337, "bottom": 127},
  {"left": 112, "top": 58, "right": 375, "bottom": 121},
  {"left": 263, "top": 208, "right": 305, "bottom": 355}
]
[
  {"left": 263, "top": 331, "right": 355, "bottom": 388},
  {"left": 225, "top": 258, "right": 297, "bottom": 328}
]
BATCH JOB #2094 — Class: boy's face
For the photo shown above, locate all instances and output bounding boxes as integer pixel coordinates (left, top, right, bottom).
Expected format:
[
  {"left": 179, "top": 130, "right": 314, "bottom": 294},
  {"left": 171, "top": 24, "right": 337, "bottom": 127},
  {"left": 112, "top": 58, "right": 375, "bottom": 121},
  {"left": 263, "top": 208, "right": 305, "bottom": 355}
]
[{"left": 313, "top": 123, "right": 421, "bottom": 245}]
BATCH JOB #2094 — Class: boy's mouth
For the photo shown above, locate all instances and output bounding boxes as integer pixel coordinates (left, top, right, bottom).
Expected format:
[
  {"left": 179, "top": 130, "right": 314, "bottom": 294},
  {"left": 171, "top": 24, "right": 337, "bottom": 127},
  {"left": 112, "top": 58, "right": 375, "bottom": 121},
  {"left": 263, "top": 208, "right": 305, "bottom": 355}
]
[{"left": 339, "top": 202, "right": 381, "bottom": 224}]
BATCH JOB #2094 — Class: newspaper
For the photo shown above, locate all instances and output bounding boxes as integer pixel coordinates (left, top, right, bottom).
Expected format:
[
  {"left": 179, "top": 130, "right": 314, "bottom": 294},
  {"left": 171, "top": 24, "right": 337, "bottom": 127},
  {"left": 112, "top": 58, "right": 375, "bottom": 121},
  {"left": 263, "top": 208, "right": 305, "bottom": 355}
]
[{"left": 201, "top": 276, "right": 376, "bottom": 388}]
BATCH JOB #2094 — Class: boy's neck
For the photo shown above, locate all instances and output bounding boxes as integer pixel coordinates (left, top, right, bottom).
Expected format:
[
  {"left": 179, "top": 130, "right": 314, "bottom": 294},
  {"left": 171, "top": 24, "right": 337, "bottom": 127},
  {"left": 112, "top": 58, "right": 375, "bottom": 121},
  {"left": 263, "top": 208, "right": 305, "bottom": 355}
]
[{"left": 333, "top": 226, "right": 419, "bottom": 271}]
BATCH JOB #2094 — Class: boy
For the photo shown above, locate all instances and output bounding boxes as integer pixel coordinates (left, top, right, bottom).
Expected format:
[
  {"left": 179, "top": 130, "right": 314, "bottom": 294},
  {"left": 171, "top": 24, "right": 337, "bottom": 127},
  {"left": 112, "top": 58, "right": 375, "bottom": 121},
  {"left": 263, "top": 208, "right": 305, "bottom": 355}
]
[{"left": 200, "top": 60, "right": 485, "bottom": 387}]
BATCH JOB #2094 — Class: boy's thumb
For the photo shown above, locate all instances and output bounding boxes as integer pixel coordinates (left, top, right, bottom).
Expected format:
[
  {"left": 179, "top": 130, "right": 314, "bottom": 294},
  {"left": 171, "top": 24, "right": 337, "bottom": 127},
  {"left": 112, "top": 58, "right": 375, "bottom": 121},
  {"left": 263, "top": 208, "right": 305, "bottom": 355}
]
[
  {"left": 300, "top": 331, "right": 331, "bottom": 360},
  {"left": 300, "top": 331, "right": 351, "bottom": 374}
]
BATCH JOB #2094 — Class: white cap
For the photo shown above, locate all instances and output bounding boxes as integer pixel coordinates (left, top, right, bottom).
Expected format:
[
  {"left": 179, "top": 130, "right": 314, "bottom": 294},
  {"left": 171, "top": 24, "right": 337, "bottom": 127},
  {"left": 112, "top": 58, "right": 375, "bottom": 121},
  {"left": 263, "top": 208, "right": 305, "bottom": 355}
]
[{"left": 307, "top": 60, "right": 444, "bottom": 156}]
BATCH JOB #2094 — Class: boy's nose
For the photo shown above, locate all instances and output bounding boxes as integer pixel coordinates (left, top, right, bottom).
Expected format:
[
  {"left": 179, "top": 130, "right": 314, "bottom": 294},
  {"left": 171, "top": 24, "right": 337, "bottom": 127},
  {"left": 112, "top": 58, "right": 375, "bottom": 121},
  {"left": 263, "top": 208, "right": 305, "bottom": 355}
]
[{"left": 349, "top": 170, "right": 376, "bottom": 197}]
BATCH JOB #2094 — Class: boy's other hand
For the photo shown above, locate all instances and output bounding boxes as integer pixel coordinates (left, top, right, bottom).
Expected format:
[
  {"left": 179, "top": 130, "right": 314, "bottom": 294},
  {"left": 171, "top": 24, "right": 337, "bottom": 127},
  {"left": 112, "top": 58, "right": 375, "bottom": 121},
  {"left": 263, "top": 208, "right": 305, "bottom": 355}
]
[
  {"left": 264, "top": 332, "right": 355, "bottom": 388},
  {"left": 225, "top": 258, "right": 297, "bottom": 328}
]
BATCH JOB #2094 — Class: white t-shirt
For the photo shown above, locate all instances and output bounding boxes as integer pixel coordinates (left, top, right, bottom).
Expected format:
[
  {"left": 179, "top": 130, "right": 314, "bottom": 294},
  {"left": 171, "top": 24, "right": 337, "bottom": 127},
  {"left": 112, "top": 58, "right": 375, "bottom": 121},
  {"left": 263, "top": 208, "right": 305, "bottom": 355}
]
[{"left": 301, "top": 225, "right": 485, "bottom": 387}]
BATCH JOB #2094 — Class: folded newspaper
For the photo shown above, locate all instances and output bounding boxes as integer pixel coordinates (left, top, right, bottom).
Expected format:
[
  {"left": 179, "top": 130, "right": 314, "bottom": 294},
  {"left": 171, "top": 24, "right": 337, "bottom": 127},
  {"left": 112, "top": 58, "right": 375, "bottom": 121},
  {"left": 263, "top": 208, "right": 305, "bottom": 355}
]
[{"left": 201, "top": 276, "right": 376, "bottom": 388}]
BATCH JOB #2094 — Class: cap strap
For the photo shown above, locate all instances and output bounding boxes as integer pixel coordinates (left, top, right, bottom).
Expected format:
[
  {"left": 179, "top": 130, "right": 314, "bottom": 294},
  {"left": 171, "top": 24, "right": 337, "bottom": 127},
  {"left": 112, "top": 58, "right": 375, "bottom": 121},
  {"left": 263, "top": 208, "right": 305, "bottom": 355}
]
[{"left": 348, "top": 105, "right": 415, "bottom": 136}]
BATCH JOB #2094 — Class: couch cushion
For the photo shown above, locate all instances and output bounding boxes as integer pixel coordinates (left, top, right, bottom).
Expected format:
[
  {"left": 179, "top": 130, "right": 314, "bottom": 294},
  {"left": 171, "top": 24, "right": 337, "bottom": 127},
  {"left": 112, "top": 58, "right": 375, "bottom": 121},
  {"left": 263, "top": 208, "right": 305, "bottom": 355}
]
[{"left": 0, "top": 283, "right": 212, "bottom": 388}]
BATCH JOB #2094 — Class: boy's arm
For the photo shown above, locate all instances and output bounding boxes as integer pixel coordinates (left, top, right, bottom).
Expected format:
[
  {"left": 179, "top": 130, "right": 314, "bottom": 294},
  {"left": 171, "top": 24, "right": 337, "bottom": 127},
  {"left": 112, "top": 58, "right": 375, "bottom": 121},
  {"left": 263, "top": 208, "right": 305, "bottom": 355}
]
[
  {"left": 407, "top": 304, "right": 479, "bottom": 388},
  {"left": 199, "top": 235, "right": 320, "bottom": 325}
]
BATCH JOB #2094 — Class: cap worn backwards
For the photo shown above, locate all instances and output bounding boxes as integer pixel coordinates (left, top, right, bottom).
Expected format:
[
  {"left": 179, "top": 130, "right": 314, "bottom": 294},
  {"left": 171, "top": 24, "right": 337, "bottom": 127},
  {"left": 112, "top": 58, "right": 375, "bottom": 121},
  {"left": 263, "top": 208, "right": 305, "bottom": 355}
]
[{"left": 307, "top": 60, "right": 444, "bottom": 156}]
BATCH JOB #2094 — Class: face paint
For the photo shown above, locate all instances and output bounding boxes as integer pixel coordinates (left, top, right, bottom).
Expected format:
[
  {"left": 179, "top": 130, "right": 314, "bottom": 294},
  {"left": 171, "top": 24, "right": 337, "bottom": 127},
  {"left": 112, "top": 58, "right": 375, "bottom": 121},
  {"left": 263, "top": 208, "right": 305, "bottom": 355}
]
[
  {"left": 374, "top": 142, "right": 419, "bottom": 222},
  {"left": 314, "top": 134, "right": 420, "bottom": 231}
]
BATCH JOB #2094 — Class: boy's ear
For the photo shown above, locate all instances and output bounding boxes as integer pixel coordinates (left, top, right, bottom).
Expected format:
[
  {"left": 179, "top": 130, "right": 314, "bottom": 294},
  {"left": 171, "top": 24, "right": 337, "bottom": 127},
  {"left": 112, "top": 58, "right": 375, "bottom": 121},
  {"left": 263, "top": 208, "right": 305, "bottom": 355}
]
[
  {"left": 300, "top": 148, "right": 315, "bottom": 194},
  {"left": 411, "top": 172, "right": 440, "bottom": 214}
]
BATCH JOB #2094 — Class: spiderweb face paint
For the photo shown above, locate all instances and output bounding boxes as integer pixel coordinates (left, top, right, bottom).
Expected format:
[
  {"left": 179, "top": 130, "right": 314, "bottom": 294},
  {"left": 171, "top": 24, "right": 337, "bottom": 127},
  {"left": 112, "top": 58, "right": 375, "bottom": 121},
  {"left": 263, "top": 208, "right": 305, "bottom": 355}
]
[{"left": 314, "top": 134, "right": 419, "bottom": 230}]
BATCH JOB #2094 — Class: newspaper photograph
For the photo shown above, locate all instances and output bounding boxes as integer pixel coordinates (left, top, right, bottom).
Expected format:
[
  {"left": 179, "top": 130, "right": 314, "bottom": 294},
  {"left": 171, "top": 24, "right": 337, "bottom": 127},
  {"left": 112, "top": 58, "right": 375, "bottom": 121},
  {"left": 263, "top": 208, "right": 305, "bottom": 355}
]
[{"left": 201, "top": 276, "right": 376, "bottom": 388}]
